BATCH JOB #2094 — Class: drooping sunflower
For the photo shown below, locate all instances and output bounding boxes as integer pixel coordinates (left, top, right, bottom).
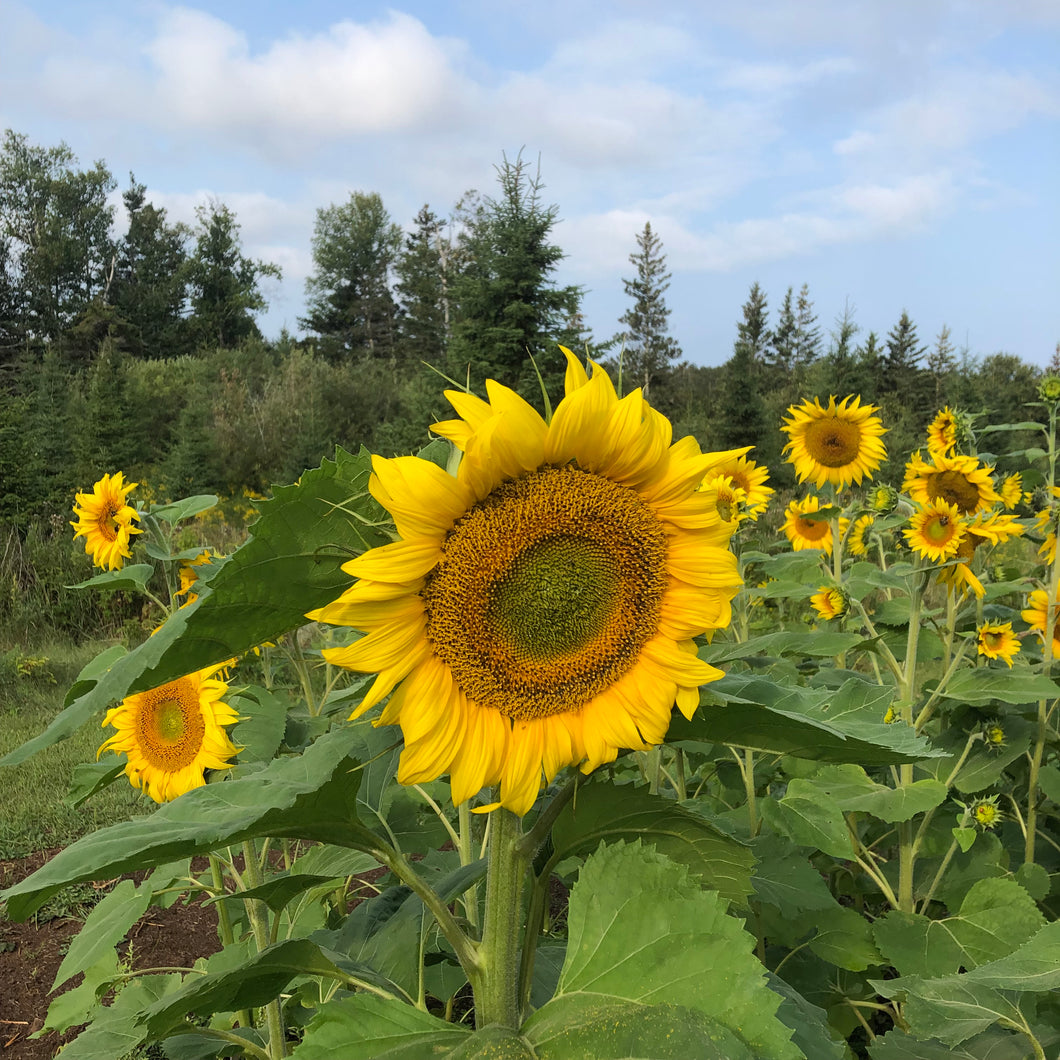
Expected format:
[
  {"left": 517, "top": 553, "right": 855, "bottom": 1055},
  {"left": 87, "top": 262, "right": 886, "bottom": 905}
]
[
  {"left": 174, "top": 550, "right": 218, "bottom": 608},
  {"left": 781, "top": 495, "right": 843, "bottom": 552},
  {"left": 703, "top": 451, "right": 773, "bottom": 520},
  {"left": 1034, "top": 503, "right": 1059, "bottom": 564},
  {"left": 98, "top": 663, "right": 239, "bottom": 804},
  {"left": 903, "top": 499, "right": 966, "bottom": 563},
  {"left": 309, "top": 351, "right": 742, "bottom": 815},
  {"left": 1022, "top": 589, "right": 1060, "bottom": 658},
  {"left": 71, "top": 472, "right": 142, "bottom": 571},
  {"left": 781, "top": 395, "right": 887, "bottom": 489},
  {"left": 926, "top": 407, "right": 959, "bottom": 456},
  {"left": 848, "top": 513, "right": 876, "bottom": 557},
  {"left": 810, "top": 586, "right": 848, "bottom": 620},
  {"left": 936, "top": 511, "right": 1025, "bottom": 597},
  {"left": 902, "top": 451, "right": 1001, "bottom": 515},
  {"left": 998, "top": 472, "right": 1024, "bottom": 510},
  {"left": 976, "top": 622, "right": 1020, "bottom": 667}
]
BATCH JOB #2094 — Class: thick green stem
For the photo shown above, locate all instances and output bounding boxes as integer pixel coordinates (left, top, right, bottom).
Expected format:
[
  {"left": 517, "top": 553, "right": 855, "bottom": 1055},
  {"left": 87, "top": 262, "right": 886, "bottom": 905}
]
[
  {"left": 473, "top": 808, "right": 528, "bottom": 1029},
  {"left": 458, "top": 800, "right": 480, "bottom": 931},
  {"left": 897, "top": 573, "right": 925, "bottom": 913},
  {"left": 241, "top": 841, "right": 286, "bottom": 1059},
  {"left": 209, "top": 853, "right": 253, "bottom": 1029}
]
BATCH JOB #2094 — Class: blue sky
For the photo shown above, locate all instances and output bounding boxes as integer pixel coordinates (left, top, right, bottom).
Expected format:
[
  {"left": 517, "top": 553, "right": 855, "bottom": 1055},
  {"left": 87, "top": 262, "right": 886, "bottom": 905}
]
[{"left": 2, "top": 0, "right": 1057, "bottom": 367}]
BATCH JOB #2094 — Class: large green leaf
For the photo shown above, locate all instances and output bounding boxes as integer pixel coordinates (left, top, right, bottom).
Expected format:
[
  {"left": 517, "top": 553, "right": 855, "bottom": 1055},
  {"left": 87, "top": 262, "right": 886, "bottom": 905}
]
[
  {"left": 549, "top": 780, "right": 755, "bottom": 905},
  {"left": 704, "top": 631, "right": 869, "bottom": 663},
  {"left": 1, "top": 725, "right": 384, "bottom": 919},
  {"left": 805, "top": 904, "right": 882, "bottom": 972},
  {"left": 68, "top": 564, "right": 156, "bottom": 592},
  {"left": 148, "top": 494, "right": 219, "bottom": 524},
  {"left": 1, "top": 447, "right": 386, "bottom": 767},
  {"left": 750, "top": 834, "right": 842, "bottom": 918},
  {"left": 672, "top": 673, "right": 943, "bottom": 764},
  {"left": 869, "top": 1027, "right": 1040, "bottom": 1059},
  {"left": 543, "top": 840, "right": 801, "bottom": 1059},
  {"left": 936, "top": 668, "right": 1060, "bottom": 707}
]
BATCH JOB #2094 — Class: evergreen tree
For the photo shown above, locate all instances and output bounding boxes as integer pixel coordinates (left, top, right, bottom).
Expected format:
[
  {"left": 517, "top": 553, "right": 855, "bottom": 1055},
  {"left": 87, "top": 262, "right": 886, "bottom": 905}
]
[
  {"left": 717, "top": 282, "right": 769, "bottom": 451},
  {"left": 852, "top": 330, "right": 884, "bottom": 398},
  {"left": 612, "top": 222, "right": 682, "bottom": 399},
  {"left": 825, "top": 299, "right": 859, "bottom": 395},
  {"left": 395, "top": 205, "right": 448, "bottom": 364},
  {"left": 448, "top": 153, "right": 583, "bottom": 398},
  {"left": 111, "top": 177, "right": 191, "bottom": 359},
  {"left": 793, "top": 283, "right": 822, "bottom": 370},
  {"left": 882, "top": 310, "right": 927, "bottom": 407},
  {"left": 766, "top": 286, "right": 796, "bottom": 380},
  {"left": 302, "top": 192, "right": 402, "bottom": 361},
  {"left": 926, "top": 324, "right": 956, "bottom": 408},
  {"left": 184, "top": 200, "right": 281, "bottom": 350}
]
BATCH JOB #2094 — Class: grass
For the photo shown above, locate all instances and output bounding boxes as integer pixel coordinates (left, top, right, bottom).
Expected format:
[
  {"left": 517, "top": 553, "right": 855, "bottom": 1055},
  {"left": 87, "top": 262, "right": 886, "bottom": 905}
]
[{"left": 0, "top": 638, "right": 150, "bottom": 859}]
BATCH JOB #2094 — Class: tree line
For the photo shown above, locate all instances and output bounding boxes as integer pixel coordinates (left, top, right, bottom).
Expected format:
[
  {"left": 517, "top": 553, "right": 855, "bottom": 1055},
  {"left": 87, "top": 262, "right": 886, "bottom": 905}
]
[{"left": 0, "top": 129, "right": 1050, "bottom": 531}]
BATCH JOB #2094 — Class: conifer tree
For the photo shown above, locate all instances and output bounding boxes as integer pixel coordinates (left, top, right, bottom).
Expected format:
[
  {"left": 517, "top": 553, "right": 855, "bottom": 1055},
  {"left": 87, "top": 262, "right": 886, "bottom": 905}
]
[
  {"left": 793, "top": 283, "right": 822, "bottom": 369},
  {"left": 825, "top": 300, "right": 859, "bottom": 395},
  {"left": 767, "top": 286, "right": 796, "bottom": 378},
  {"left": 395, "top": 205, "right": 448, "bottom": 364},
  {"left": 717, "top": 282, "right": 769, "bottom": 450},
  {"left": 613, "top": 222, "right": 682, "bottom": 399},
  {"left": 927, "top": 324, "right": 956, "bottom": 407},
  {"left": 883, "top": 310, "right": 928, "bottom": 409}
]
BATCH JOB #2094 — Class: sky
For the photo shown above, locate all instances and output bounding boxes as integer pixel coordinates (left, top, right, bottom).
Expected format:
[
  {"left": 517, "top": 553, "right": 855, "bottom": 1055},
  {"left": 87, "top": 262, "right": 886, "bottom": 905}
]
[{"left": 1, "top": 0, "right": 1058, "bottom": 368}]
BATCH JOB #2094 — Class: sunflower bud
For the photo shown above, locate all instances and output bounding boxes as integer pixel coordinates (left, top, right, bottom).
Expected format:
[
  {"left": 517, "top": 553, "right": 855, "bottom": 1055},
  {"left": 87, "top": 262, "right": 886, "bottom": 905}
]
[
  {"left": 1038, "top": 375, "right": 1060, "bottom": 403},
  {"left": 970, "top": 795, "right": 1002, "bottom": 830},
  {"left": 982, "top": 720, "right": 1006, "bottom": 751},
  {"left": 868, "top": 484, "right": 899, "bottom": 514}
]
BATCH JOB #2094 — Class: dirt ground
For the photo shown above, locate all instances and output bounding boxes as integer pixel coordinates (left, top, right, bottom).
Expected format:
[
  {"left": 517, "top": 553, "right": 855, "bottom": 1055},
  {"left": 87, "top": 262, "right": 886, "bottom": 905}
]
[{"left": 0, "top": 850, "right": 221, "bottom": 1060}]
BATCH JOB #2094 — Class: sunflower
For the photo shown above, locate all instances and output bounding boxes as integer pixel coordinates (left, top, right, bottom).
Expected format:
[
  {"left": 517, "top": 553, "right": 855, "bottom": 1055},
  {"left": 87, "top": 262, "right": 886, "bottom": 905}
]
[
  {"left": 781, "top": 395, "right": 887, "bottom": 489},
  {"left": 902, "top": 451, "right": 1001, "bottom": 515},
  {"left": 1034, "top": 505, "right": 1059, "bottom": 564},
  {"left": 868, "top": 484, "right": 899, "bottom": 514},
  {"left": 971, "top": 795, "right": 1002, "bottom": 830},
  {"left": 703, "top": 451, "right": 773, "bottom": 520},
  {"left": 926, "top": 407, "right": 959, "bottom": 456},
  {"left": 698, "top": 474, "right": 747, "bottom": 537},
  {"left": 903, "top": 499, "right": 966, "bottom": 563},
  {"left": 98, "top": 663, "right": 239, "bottom": 803},
  {"left": 175, "top": 550, "right": 218, "bottom": 608},
  {"left": 71, "top": 472, "right": 142, "bottom": 571},
  {"left": 810, "top": 586, "right": 848, "bottom": 620},
  {"left": 782, "top": 495, "right": 843, "bottom": 552},
  {"left": 977, "top": 622, "right": 1020, "bottom": 667},
  {"left": 309, "top": 351, "right": 742, "bottom": 816},
  {"left": 982, "top": 719, "right": 1007, "bottom": 749},
  {"left": 848, "top": 514, "right": 876, "bottom": 557},
  {"left": 936, "top": 511, "right": 1024, "bottom": 597},
  {"left": 998, "top": 472, "right": 1023, "bottom": 510},
  {"left": 1022, "top": 589, "right": 1060, "bottom": 657}
]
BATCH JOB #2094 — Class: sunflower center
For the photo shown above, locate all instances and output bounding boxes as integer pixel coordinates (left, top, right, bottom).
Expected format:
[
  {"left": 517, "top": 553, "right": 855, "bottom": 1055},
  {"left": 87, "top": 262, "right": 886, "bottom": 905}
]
[
  {"left": 795, "top": 514, "right": 830, "bottom": 541},
  {"left": 421, "top": 465, "right": 668, "bottom": 722},
  {"left": 135, "top": 682, "right": 205, "bottom": 770},
  {"left": 95, "top": 504, "right": 121, "bottom": 542},
  {"left": 983, "top": 631, "right": 1004, "bottom": 651},
  {"left": 804, "top": 418, "right": 862, "bottom": 468},
  {"left": 926, "top": 514, "right": 954, "bottom": 543},
  {"left": 927, "top": 471, "right": 980, "bottom": 513}
]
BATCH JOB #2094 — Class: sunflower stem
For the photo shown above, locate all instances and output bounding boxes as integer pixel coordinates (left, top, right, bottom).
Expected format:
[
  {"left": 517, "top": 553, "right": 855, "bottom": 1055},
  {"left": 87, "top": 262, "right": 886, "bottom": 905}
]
[
  {"left": 240, "top": 840, "right": 286, "bottom": 1058},
  {"left": 474, "top": 807, "right": 528, "bottom": 1029},
  {"left": 457, "top": 800, "right": 480, "bottom": 931},
  {"left": 897, "top": 571, "right": 925, "bottom": 914}
]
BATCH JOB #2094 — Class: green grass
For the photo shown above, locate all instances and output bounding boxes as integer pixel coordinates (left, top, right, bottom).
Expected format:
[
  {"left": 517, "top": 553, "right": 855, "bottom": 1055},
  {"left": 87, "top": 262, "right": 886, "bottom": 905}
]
[{"left": 0, "top": 639, "right": 150, "bottom": 858}]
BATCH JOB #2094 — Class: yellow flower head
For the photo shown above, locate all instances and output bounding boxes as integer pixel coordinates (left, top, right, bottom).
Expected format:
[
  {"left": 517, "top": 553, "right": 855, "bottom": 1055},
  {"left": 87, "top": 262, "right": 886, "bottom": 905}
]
[
  {"left": 98, "top": 663, "right": 239, "bottom": 804},
  {"left": 782, "top": 495, "right": 844, "bottom": 552},
  {"left": 811, "top": 586, "right": 849, "bottom": 620},
  {"left": 904, "top": 499, "right": 966, "bottom": 563},
  {"left": 982, "top": 719, "right": 1007, "bottom": 750},
  {"left": 702, "top": 451, "right": 774, "bottom": 521},
  {"left": 926, "top": 407, "right": 959, "bottom": 457},
  {"left": 998, "top": 473, "right": 1023, "bottom": 510},
  {"left": 977, "top": 621, "right": 1020, "bottom": 667},
  {"left": 902, "top": 451, "right": 1001, "bottom": 515},
  {"left": 697, "top": 474, "right": 746, "bottom": 540},
  {"left": 971, "top": 795, "right": 1002, "bottom": 830},
  {"left": 936, "top": 511, "right": 1025, "bottom": 598},
  {"left": 1034, "top": 501, "right": 1060, "bottom": 564},
  {"left": 175, "top": 550, "right": 218, "bottom": 607},
  {"left": 781, "top": 395, "right": 887, "bottom": 490},
  {"left": 848, "top": 514, "right": 876, "bottom": 557},
  {"left": 1022, "top": 589, "right": 1060, "bottom": 657},
  {"left": 309, "top": 349, "right": 742, "bottom": 816},
  {"left": 71, "top": 472, "right": 142, "bottom": 571}
]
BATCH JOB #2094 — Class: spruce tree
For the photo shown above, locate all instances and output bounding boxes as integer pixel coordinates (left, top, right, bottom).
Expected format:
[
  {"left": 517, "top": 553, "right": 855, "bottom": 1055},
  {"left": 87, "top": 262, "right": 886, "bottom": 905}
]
[
  {"left": 395, "top": 205, "right": 448, "bottom": 364},
  {"left": 612, "top": 222, "right": 681, "bottom": 399},
  {"left": 767, "top": 286, "right": 796, "bottom": 379},
  {"left": 793, "top": 283, "right": 822, "bottom": 370},
  {"left": 927, "top": 325, "right": 956, "bottom": 407},
  {"left": 883, "top": 310, "right": 928, "bottom": 410},
  {"left": 717, "top": 282, "right": 769, "bottom": 451},
  {"left": 825, "top": 300, "right": 859, "bottom": 396}
]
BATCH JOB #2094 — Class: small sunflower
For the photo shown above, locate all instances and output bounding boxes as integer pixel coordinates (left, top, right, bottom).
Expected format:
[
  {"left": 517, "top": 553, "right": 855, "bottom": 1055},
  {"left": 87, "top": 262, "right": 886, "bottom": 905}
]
[
  {"left": 902, "top": 451, "right": 1001, "bottom": 515},
  {"left": 848, "top": 514, "right": 876, "bottom": 557},
  {"left": 904, "top": 499, "right": 966, "bottom": 563},
  {"left": 698, "top": 474, "right": 746, "bottom": 538},
  {"left": 1022, "top": 589, "right": 1060, "bottom": 657},
  {"left": 936, "top": 512, "right": 1024, "bottom": 598},
  {"left": 781, "top": 395, "right": 887, "bottom": 489},
  {"left": 1034, "top": 505, "right": 1059, "bottom": 565},
  {"left": 703, "top": 452, "right": 774, "bottom": 520},
  {"left": 926, "top": 407, "right": 959, "bottom": 457},
  {"left": 71, "top": 472, "right": 142, "bottom": 571},
  {"left": 977, "top": 622, "right": 1020, "bottom": 667},
  {"left": 1038, "top": 376, "right": 1060, "bottom": 403},
  {"left": 970, "top": 795, "right": 1002, "bottom": 830},
  {"left": 998, "top": 473, "right": 1023, "bottom": 510},
  {"left": 175, "top": 550, "right": 218, "bottom": 607},
  {"left": 868, "top": 484, "right": 899, "bottom": 515},
  {"left": 811, "top": 586, "right": 849, "bottom": 620},
  {"left": 982, "top": 719, "right": 1007, "bottom": 750},
  {"left": 98, "top": 663, "right": 239, "bottom": 803},
  {"left": 310, "top": 350, "right": 742, "bottom": 816},
  {"left": 782, "top": 495, "right": 843, "bottom": 552}
]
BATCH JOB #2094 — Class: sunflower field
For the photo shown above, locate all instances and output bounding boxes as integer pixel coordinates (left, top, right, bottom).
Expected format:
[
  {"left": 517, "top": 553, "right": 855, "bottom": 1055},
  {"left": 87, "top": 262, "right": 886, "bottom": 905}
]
[{"left": 3, "top": 351, "right": 1060, "bottom": 1059}]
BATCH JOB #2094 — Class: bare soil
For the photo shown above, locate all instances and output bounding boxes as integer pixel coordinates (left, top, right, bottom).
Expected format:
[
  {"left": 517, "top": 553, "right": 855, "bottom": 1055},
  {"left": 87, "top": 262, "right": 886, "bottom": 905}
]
[{"left": 0, "top": 850, "right": 220, "bottom": 1060}]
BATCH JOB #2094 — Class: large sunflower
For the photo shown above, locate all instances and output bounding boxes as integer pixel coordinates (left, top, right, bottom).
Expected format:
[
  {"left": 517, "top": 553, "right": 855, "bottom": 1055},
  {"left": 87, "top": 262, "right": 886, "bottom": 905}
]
[
  {"left": 903, "top": 499, "right": 966, "bottom": 563},
  {"left": 1022, "top": 589, "right": 1060, "bottom": 658},
  {"left": 781, "top": 395, "right": 887, "bottom": 489},
  {"left": 781, "top": 495, "right": 843, "bottom": 552},
  {"left": 98, "top": 663, "right": 239, "bottom": 803},
  {"left": 71, "top": 472, "right": 142, "bottom": 571},
  {"left": 902, "top": 451, "right": 1000, "bottom": 515},
  {"left": 310, "top": 351, "right": 742, "bottom": 815}
]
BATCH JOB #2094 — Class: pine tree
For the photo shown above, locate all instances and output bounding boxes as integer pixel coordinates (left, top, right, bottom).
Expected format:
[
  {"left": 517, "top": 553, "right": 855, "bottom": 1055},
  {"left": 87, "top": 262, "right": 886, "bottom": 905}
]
[
  {"left": 825, "top": 299, "right": 859, "bottom": 395},
  {"left": 767, "top": 286, "right": 796, "bottom": 379},
  {"left": 302, "top": 192, "right": 402, "bottom": 362},
  {"left": 717, "top": 283, "right": 769, "bottom": 450},
  {"left": 883, "top": 310, "right": 928, "bottom": 410},
  {"left": 613, "top": 222, "right": 682, "bottom": 399},
  {"left": 395, "top": 205, "right": 448, "bottom": 364},
  {"left": 793, "top": 283, "right": 822, "bottom": 370},
  {"left": 927, "top": 325, "right": 956, "bottom": 407}
]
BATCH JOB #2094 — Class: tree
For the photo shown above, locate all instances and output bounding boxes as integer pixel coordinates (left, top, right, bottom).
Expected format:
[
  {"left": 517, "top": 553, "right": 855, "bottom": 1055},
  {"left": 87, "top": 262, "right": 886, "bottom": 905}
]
[
  {"left": 926, "top": 325, "right": 956, "bottom": 408},
  {"left": 302, "top": 192, "right": 402, "bottom": 361},
  {"left": 612, "top": 222, "right": 682, "bottom": 399},
  {"left": 395, "top": 205, "right": 449, "bottom": 364},
  {"left": 882, "top": 310, "right": 927, "bottom": 406},
  {"left": 717, "top": 282, "right": 769, "bottom": 451},
  {"left": 824, "top": 299, "right": 859, "bottom": 395},
  {"left": 448, "top": 153, "right": 583, "bottom": 397},
  {"left": 766, "top": 286, "right": 796, "bottom": 379},
  {"left": 793, "top": 283, "right": 822, "bottom": 370},
  {"left": 111, "top": 177, "right": 190, "bottom": 359}
]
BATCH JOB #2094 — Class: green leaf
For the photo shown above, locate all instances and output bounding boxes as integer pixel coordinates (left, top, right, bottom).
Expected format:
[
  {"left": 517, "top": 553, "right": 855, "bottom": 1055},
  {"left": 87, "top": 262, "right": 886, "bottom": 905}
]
[
  {"left": 869, "top": 1026, "right": 1040, "bottom": 1059},
  {"left": 548, "top": 840, "right": 800, "bottom": 1059},
  {"left": 148, "top": 494, "right": 219, "bottom": 523},
  {"left": 549, "top": 780, "right": 755, "bottom": 906},
  {"left": 1014, "top": 862, "right": 1050, "bottom": 902},
  {"left": 952, "top": 827, "right": 977, "bottom": 853},
  {"left": 1036, "top": 764, "right": 1060, "bottom": 804},
  {"left": 704, "top": 631, "right": 868, "bottom": 663},
  {"left": 759, "top": 794, "right": 851, "bottom": 860},
  {"left": 750, "top": 834, "right": 841, "bottom": 918},
  {"left": 765, "top": 974, "right": 848, "bottom": 1060},
  {"left": 230, "top": 687, "right": 289, "bottom": 764},
  {"left": 68, "top": 563, "right": 155, "bottom": 592},
  {"left": 671, "top": 673, "right": 943, "bottom": 764},
  {"left": 1, "top": 725, "right": 383, "bottom": 920},
  {"left": 806, "top": 904, "right": 883, "bottom": 971},
  {"left": 937, "top": 668, "right": 1060, "bottom": 707},
  {"left": 53, "top": 879, "right": 150, "bottom": 990},
  {"left": 65, "top": 758, "right": 127, "bottom": 808},
  {"left": 1, "top": 448, "right": 387, "bottom": 767}
]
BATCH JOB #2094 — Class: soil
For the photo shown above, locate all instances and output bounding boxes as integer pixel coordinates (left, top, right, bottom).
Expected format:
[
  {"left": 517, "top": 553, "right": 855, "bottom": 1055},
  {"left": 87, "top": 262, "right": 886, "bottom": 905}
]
[{"left": 0, "top": 850, "right": 221, "bottom": 1060}]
